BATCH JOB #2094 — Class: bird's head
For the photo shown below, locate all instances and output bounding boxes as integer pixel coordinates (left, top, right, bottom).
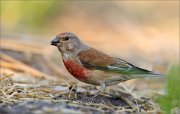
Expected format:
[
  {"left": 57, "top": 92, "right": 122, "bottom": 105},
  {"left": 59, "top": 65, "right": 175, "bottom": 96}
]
[{"left": 50, "top": 32, "right": 83, "bottom": 54}]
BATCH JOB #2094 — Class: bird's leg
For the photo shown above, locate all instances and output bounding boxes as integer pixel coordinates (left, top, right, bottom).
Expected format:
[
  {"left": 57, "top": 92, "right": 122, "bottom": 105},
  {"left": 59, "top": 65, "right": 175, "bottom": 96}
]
[
  {"left": 68, "top": 84, "right": 77, "bottom": 99},
  {"left": 89, "top": 82, "right": 106, "bottom": 101}
]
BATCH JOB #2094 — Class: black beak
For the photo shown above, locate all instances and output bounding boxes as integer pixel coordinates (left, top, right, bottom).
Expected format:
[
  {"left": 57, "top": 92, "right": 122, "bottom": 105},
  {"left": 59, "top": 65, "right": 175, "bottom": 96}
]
[{"left": 50, "top": 37, "right": 59, "bottom": 46}]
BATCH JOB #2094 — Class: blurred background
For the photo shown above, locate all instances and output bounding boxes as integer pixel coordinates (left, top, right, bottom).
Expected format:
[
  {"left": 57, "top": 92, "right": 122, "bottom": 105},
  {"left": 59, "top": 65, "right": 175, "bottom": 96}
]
[
  {"left": 0, "top": 1, "right": 179, "bottom": 113},
  {"left": 1, "top": 1, "right": 179, "bottom": 84},
  {"left": 1, "top": 1, "right": 179, "bottom": 62},
  {"left": 1, "top": 1, "right": 179, "bottom": 76}
]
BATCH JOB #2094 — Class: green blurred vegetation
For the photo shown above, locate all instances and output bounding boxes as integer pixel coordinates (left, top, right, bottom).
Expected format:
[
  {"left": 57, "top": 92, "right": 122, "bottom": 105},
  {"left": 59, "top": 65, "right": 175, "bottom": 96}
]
[
  {"left": 0, "top": 1, "right": 65, "bottom": 29},
  {"left": 157, "top": 64, "right": 180, "bottom": 114}
]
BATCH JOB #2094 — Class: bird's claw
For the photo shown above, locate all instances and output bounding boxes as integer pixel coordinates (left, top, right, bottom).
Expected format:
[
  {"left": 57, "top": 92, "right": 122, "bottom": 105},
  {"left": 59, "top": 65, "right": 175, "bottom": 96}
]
[{"left": 68, "top": 85, "right": 78, "bottom": 100}]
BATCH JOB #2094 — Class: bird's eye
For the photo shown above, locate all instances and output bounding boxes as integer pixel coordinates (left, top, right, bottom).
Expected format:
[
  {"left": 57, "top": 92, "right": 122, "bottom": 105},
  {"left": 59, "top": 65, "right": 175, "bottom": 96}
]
[{"left": 64, "top": 37, "right": 69, "bottom": 41}]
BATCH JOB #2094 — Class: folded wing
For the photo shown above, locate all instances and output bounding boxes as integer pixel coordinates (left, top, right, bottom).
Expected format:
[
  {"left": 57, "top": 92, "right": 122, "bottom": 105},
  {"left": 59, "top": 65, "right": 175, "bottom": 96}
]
[{"left": 78, "top": 48, "right": 160, "bottom": 77}]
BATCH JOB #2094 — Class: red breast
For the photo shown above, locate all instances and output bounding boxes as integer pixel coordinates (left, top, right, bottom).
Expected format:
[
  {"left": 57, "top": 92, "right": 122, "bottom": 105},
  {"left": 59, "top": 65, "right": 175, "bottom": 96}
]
[{"left": 63, "top": 60, "right": 92, "bottom": 81}]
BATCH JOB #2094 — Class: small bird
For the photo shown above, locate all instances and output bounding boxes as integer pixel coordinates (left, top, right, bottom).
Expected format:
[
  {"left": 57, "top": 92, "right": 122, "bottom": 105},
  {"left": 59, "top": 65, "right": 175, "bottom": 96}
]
[{"left": 50, "top": 32, "right": 161, "bottom": 98}]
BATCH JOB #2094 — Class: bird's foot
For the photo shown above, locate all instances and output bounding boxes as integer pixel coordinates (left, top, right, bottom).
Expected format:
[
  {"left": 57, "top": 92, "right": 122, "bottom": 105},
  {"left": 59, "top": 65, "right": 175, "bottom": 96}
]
[
  {"left": 68, "top": 84, "right": 78, "bottom": 100},
  {"left": 87, "top": 94, "right": 99, "bottom": 102},
  {"left": 87, "top": 83, "right": 106, "bottom": 102}
]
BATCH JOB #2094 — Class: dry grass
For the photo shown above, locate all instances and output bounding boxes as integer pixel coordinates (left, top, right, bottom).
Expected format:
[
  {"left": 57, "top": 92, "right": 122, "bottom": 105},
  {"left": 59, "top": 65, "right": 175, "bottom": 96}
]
[{"left": 0, "top": 73, "right": 161, "bottom": 113}]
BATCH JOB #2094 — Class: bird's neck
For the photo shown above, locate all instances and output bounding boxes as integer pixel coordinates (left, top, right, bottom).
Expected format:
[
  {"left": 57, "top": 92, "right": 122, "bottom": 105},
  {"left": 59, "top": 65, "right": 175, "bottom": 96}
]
[
  {"left": 61, "top": 44, "right": 89, "bottom": 62},
  {"left": 61, "top": 52, "right": 80, "bottom": 65},
  {"left": 62, "top": 52, "right": 74, "bottom": 60}
]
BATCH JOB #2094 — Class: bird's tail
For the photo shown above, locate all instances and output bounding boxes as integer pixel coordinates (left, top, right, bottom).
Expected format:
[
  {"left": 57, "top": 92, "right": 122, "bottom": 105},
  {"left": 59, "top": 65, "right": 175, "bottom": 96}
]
[
  {"left": 130, "top": 73, "right": 165, "bottom": 79},
  {"left": 131, "top": 67, "right": 165, "bottom": 78}
]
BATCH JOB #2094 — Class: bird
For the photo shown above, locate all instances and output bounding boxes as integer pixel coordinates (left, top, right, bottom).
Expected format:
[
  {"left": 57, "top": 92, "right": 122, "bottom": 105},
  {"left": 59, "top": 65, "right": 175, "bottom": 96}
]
[{"left": 50, "top": 32, "right": 161, "bottom": 99}]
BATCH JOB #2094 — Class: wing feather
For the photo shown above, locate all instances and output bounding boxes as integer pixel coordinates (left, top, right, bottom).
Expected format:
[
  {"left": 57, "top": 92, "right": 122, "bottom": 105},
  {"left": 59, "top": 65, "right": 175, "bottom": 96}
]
[
  {"left": 78, "top": 48, "right": 159, "bottom": 76},
  {"left": 77, "top": 48, "right": 115, "bottom": 67}
]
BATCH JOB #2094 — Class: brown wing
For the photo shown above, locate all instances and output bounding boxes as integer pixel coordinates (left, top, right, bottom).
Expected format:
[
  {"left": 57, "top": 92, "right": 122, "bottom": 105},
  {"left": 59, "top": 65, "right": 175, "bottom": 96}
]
[
  {"left": 77, "top": 48, "right": 115, "bottom": 68},
  {"left": 77, "top": 48, "right": 159, "bottom": 76}
]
